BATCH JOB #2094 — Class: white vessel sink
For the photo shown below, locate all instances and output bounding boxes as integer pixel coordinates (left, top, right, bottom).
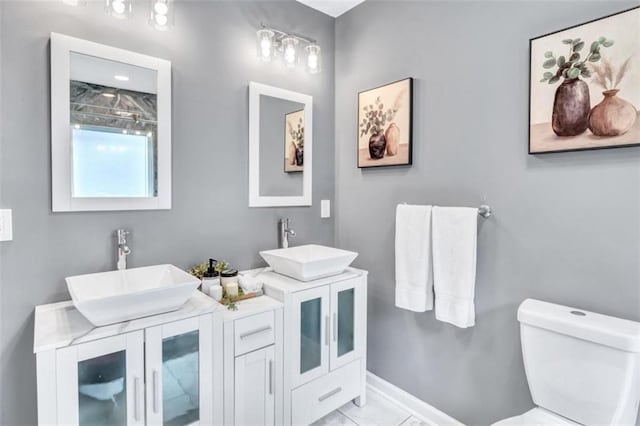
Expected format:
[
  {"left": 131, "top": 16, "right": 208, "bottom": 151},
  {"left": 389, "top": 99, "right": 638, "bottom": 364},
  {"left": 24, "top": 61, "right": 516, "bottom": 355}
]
[
  {"left": 66, "top": 264, "right": 200, "bottom": 326},
  {"left": 260, "top": 244, "right": 358, "bottom": 282}
]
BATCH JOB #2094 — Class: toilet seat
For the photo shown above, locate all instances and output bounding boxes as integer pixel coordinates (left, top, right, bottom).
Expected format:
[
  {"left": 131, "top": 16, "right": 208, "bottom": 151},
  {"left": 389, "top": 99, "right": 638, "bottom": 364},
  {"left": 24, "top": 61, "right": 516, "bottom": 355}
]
[{"left": 492, "top": 408, "right": 579, "bottom": 426}]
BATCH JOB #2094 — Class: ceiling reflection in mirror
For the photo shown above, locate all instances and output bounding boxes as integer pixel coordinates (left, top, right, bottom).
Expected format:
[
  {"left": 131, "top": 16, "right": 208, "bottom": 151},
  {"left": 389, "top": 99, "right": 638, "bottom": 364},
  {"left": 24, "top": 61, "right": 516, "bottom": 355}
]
[{"left": 69, "top": 52, "right": 158, "bottom": 198}]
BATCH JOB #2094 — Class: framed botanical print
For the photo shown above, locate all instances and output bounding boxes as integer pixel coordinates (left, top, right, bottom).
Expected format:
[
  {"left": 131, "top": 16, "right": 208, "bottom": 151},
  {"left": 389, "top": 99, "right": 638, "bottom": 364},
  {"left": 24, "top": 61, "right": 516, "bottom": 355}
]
[
  {"left": 284, "top": 109, "right": 304, "bottom": 172},
  {"left": 358, "top": 78, "right": 413, "bottom": 167},
  {"left": 529, "top": 7, "right": 639, "bottom": 154}
]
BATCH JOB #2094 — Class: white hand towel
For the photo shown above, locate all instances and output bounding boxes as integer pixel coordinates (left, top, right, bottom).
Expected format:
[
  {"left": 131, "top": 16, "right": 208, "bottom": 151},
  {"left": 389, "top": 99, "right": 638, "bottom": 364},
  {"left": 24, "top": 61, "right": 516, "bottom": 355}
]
[
  {"left": 395, "top": 204, "right": 433, "bottom": 312},
  {"left": 432, "top": 206, "right": 478, "bottom": 328}
]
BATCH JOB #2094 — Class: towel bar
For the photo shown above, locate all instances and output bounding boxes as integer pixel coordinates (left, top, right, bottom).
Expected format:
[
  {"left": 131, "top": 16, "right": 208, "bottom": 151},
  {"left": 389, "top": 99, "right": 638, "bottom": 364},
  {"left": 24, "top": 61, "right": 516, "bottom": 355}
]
[{"left": 402, "top": 203, "right": 492, "bottom": 218}]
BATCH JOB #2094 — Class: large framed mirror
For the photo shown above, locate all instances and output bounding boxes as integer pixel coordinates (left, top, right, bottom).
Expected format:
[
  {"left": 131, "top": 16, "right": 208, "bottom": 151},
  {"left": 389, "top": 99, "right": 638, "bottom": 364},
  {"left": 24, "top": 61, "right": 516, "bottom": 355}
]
[
  {"left": 51, "top": 33, "right": 172, "bottom": 212},
  {"left": 249, "top": 82, "right": 313, "bottom": 207}
]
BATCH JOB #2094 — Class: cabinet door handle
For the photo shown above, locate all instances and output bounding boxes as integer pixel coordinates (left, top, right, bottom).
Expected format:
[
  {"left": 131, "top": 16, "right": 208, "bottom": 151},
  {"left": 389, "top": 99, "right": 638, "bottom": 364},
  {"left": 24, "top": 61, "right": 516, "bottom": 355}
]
[
  {"left": 332, "top": 313, "right": 337, "bottom": 342},
  {"left": 325, "top": 316, "right": 330, "bottom": 346},
  {"left": 153, "top": 369, "right": 160, "bottom": 414},
  {"left": 134, "top": 376, "right": 141, "bottom": 422},
  {"left": 268, "top": 359, "right": 274, "bottom": 395},
  {"left": 239, "top": 325, "right": 271, "bottom": 340},
  {"left": 318, "top": 387, "right": 342, "bottom": 402}
]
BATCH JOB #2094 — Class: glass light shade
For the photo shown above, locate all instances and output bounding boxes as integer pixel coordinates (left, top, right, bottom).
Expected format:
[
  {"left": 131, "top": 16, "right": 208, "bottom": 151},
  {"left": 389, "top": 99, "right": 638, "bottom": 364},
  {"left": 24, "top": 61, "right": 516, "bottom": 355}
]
[
  {"left": 256, "top": 29, "right": 275, "bottom": 63},
  {"left": 149, "top": 0, "right": 173, "bottom": 31},
  {"left": 106, "top": 0, "right": 132, "bottom": 19},
  {"left": 305, "top": 44, "right": 321, "bottom": 74},
  {"left": 282, "top": 37, "right": 298, "bottom": 68}
]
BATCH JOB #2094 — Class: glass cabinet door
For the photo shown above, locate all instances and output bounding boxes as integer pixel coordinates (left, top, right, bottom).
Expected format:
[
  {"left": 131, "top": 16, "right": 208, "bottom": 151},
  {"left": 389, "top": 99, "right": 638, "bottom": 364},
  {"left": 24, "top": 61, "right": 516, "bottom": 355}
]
[
  {"left": 330, "top": 278, "right": 362, "bottom": 370},
  {"left": 161, "top": 331, "right": 200, "bottom": 426},
  {"left": 56, "top": 332, "right": 145, "bottom": 426},
  {"left": 291, "top": 286, "right": 330, "bottom": 388},
  {"left": 336, "top": 288, "right": 355, "bottom": 357},
  {"left": 145, "top": 316, "right": 213, "bottom": 426},
  {"left": 300, "top": 298, "right": 322, "bottom": 374},
  {"left": 77, "top": 350, "right": 127, "bottom": 425}
]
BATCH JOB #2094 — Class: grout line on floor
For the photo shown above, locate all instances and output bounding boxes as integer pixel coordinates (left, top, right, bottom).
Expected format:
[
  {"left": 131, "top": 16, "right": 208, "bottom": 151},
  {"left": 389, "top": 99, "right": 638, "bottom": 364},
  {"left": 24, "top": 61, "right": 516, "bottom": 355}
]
[{"left": 397, "top": 414, "right": 412, "bottom": 426}]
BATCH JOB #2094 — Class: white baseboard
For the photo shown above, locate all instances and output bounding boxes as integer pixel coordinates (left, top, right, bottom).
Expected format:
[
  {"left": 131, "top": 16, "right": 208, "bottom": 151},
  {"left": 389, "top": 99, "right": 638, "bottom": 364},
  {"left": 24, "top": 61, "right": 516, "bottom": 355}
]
[{"left": 366, "top": 371, "right": 465, "bottom": 426}]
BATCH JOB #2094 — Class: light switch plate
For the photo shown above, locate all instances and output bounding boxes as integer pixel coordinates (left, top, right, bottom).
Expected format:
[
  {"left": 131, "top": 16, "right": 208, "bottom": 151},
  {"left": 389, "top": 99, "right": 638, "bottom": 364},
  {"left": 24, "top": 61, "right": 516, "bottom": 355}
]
[
  {"left": 321, "top": 200, "right": 331, "bottom": 218},
  {"left": 0, "top": 209, "right": 13, "bottom": 241}
]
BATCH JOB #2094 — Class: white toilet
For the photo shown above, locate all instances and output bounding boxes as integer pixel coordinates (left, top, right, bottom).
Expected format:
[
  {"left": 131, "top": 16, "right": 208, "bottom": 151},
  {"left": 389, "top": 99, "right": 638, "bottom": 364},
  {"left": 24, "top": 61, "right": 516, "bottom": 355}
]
[{"left": 493, "top": 299, "right": 640, "bottom": 426}]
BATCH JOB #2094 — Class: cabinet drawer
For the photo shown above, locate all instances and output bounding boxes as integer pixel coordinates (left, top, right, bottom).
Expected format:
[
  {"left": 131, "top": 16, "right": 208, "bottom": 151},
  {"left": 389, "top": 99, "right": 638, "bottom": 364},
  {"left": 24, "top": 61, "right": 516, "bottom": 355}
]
[
  {"left": 234, "top": 311, "right": 275, "bottom": 356},
  {"left": 291, "top": 359, "right": 361, "bottom": 426}
]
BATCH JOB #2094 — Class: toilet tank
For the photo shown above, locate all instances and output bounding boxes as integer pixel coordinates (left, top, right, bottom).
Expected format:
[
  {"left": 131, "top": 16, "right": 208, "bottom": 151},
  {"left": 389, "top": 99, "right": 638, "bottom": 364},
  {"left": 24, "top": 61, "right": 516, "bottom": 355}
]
[{"left": 518, "top": 299, "right": 640, "bottom": 426}]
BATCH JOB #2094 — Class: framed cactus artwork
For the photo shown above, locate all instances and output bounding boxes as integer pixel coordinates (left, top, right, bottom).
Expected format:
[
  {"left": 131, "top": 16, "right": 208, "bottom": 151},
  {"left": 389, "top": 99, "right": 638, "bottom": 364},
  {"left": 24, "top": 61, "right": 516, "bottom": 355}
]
[
  {"left": 358, "top": 78, "right": 413, "bottom": 167},
  {"left": 284, "top": 109, "right": 304, "bottom": 172},
  {"left": 529, "top": 6, "right": 640, "bottom": 154}
]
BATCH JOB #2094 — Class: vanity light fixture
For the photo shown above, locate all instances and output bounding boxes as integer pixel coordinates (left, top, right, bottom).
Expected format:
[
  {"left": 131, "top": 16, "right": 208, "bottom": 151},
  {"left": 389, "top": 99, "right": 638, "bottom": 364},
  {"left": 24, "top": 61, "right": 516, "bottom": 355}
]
[
  {"left": 257, "top": 29, "right": 275, "bottom": 62},
  {"left": 114, "top": 75, "right": 129, "bottom": 81},
  {"left": 106, "top": 0, "right": 132, "bottom": 19},
  {"left": 282, "top": 37, "right": 299, "bottom": 68},
  {"left": 305, "top": 44, "right": 321, "bottom": 74},
  {"left": 149, "top": 0, "right": 173, "bottom": 31},
  {"left": 256, "top": 24, "right": 322, "bottom": 74}
]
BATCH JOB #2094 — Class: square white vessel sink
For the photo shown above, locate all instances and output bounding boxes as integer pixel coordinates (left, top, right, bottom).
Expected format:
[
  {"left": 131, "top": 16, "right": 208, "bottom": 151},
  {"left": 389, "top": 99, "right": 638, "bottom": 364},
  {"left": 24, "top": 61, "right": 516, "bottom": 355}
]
[
  {"left": 260, "top": 244, "right": 358, "bottom": 282},
  {"left": 66, "top": 264, "right": 200, "bottom": 326}
]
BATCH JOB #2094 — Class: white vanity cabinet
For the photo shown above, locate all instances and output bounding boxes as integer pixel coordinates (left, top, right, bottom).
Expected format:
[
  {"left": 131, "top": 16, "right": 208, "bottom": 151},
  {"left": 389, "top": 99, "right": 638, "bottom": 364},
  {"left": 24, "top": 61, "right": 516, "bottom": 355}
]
[
  {"left": 261, "top": 268, "right": 368, "bottom": 426},
  {"left": 222, "top": 297, "right": 283, "bottom": 426},
  {"left": 34, "top": 292, "right": 224, "bottom": 426}
]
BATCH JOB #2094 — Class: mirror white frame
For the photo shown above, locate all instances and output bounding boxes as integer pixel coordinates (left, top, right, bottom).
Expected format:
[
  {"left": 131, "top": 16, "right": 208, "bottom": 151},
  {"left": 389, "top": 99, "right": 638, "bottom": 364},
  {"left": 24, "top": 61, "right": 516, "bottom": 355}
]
[
  {"left": 50, "top": 33, "right": 172, "bottom": 212},
  {"left": 249, "top": 82, "right": 313, "bottom": 207}
]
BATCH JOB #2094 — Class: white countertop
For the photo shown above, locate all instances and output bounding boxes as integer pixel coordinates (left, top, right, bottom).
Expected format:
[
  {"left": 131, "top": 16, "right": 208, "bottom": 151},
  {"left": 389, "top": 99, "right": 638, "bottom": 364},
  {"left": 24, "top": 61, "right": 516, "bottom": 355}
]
[
  {"left": 254, "top": 267, "right": 367, "bottom": 294},
  {"left": 33, "top": 291, "right": 223, "bottom": 353},
  {"left": 220, "top": 294, "right": 283, "bottom": 321}
]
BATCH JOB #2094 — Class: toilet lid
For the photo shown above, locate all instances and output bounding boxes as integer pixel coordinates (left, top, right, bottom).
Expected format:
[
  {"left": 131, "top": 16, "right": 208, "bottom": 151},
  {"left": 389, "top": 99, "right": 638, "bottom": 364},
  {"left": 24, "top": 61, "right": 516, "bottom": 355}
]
[{"left": 492, "top": 408, "right": 579, "bottom": 426}]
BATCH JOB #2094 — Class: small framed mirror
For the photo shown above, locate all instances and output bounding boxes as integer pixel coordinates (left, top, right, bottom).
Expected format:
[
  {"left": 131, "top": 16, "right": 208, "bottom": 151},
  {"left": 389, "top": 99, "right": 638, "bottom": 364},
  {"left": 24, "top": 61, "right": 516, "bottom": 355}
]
[
  {"left": 51, "top": 33, "right": 172, "bottom": 212},
  {"left": 249, "top": 82, "right": 313, "bottom": 207}
]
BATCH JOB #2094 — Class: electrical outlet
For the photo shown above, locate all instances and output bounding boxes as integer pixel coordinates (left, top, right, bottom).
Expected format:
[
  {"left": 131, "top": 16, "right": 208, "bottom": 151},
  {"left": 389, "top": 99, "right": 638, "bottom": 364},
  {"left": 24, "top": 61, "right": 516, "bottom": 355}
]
[
  {"left": 321, "top": 200, "right": 330, "bottom": 218},
  {"left": 0, "top": 209, "right": 13, "bottom": 241}
]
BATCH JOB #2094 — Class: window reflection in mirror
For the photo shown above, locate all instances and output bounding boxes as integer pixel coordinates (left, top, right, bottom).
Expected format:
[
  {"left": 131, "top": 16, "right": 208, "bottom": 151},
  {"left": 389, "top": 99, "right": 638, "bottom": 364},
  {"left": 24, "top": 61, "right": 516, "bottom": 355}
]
[
  {"left": 69, "top": 52, "right": 158, "bottom": 199},
  {"left": 259, "top": 94, "right": 305, "bottom": 197}
]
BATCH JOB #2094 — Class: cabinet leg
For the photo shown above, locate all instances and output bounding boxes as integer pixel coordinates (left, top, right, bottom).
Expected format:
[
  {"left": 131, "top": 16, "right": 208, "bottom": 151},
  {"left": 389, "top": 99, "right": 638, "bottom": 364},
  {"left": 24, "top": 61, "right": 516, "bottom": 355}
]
[{"left": 354, "top": 389, "right": 367, "bottom": 407}]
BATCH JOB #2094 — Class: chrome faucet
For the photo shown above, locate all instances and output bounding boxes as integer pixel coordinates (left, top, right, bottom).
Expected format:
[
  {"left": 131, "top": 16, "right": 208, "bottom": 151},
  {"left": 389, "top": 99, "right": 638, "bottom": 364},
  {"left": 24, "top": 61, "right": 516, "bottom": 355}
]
[
  {"left": 116, "top": 229, "right": 131, "bottom": 270},
  {"left": 278, "top": 218, "right": 295, "bottom": 249}
]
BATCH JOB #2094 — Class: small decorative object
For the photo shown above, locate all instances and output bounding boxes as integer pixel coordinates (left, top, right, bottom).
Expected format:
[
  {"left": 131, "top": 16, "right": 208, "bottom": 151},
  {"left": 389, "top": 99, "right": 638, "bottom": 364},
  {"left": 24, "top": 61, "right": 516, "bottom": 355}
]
[
  {"left": 201, "top": 259, "right": 221, "bottom": 295},
  {"left": 358, "top": 78, "right": 413, "bottom": 168},
  {"left": 209, "top": 285, "right": 223, "bottom": 302},
  {"left": 225, "top": 282, "right": 239, "bottom": 298},
  {"left": 529, "top": 7, "right": 639, "bottom": 154},
  {"left": 285, "top": 109, "right": 304, "bottom": 172},
  {"left": 188, "top": 261, "right": 209, "bottom": 279},
  {"left": 220, "top": 268, "right": 238, "bottom": 286}
]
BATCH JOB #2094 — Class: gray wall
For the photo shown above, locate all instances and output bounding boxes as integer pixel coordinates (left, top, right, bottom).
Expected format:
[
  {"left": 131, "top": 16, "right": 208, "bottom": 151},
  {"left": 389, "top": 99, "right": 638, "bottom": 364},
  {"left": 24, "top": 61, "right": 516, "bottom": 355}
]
[
  {"left": 259, "top": 95, "right": 304, "bottom": 196},
  {"left": 335, "top": 1, "right": 640, "bottom": 425},
  {"left": 0, "top": 2, "right": 334, "bottom": 424}
]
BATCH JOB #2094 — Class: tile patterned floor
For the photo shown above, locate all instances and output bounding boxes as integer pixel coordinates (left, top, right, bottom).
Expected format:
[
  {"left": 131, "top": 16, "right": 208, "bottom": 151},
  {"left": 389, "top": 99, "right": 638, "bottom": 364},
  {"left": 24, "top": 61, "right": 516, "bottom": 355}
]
[{"left": 312, "top": 391, "right": 429, "bottom": 426}]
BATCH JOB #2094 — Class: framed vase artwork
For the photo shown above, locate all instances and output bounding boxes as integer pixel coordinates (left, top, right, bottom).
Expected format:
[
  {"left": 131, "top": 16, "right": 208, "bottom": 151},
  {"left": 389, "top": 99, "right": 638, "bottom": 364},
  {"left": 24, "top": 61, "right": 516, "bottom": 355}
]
[
  {"left": 529, "top": 6, "right": 640, "bottom": 154},
  {"left": 358, "top": 78, "right": 413, "bottom": 168},
  {"left": 285, "top": 109, "right": 304, "bottom": 172}
]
